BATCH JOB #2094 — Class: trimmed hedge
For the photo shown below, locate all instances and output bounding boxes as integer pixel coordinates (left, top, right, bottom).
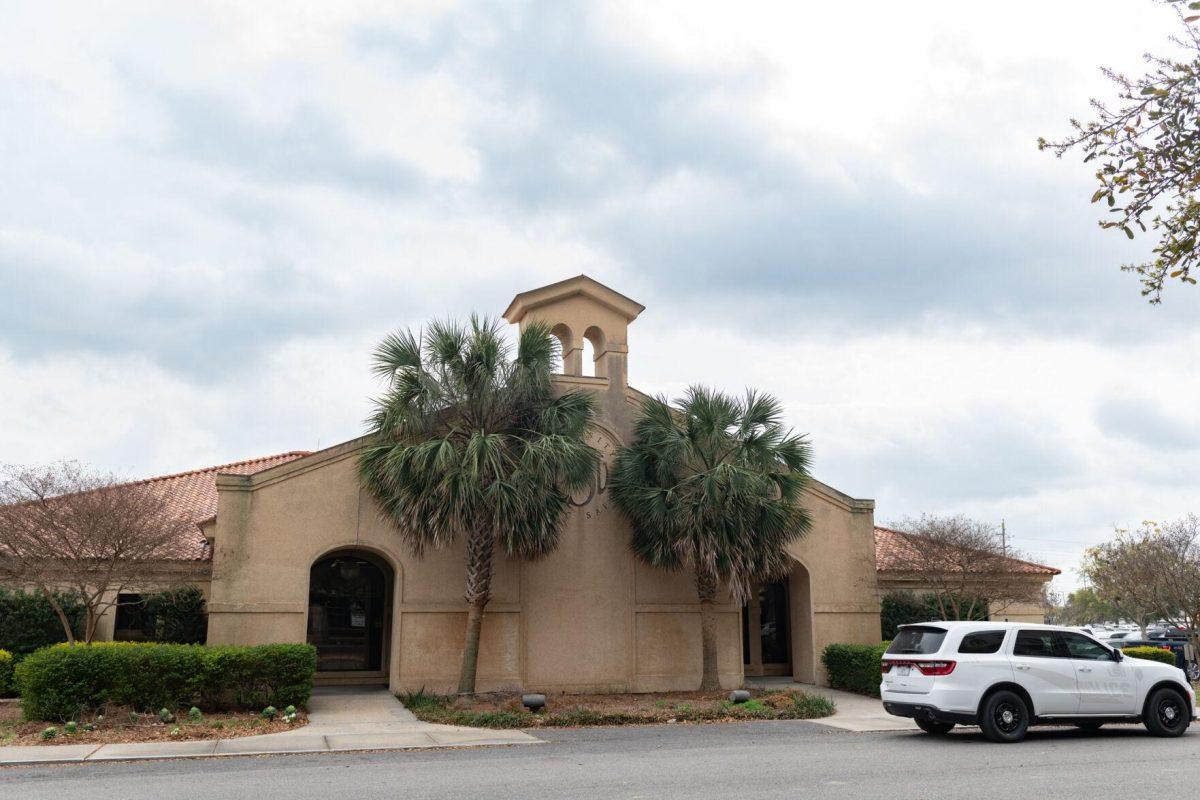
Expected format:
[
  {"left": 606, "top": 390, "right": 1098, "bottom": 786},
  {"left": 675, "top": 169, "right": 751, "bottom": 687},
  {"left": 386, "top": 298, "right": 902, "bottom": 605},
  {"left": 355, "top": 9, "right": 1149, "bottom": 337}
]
[
  {"left": 0, "top": 649, "right": 13, "bottom": 698},
  {"left": 822, "top": 642, "right": 890, "bottom": 697},
  {"left": 1123, "top": 646, "right": 1178, "bottom": 666},
  {"left": 15, "top": 642, "right": 316, "bottom": 721}
]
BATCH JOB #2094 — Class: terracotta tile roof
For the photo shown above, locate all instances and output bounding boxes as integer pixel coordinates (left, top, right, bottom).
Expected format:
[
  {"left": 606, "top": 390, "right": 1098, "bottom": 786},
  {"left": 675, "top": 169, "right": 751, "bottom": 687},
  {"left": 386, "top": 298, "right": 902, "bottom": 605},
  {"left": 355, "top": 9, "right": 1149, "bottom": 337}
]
[
  {"left": 123, "top": 452, "right": 310, "bottom": 561},
  {"left": 874, "top": 526, "right": 1061, "bottom": 576}
]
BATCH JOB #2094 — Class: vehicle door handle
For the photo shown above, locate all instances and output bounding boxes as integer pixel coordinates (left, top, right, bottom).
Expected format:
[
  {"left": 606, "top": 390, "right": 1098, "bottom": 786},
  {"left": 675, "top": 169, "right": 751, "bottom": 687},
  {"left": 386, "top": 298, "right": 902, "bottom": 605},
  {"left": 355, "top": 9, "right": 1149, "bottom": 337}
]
[
  {"left": 1015, "top": 664, "right": 1031, "bottom": 671},
  {"left": 1078, "top": 666, "right": 1093, "bottom": 673}
]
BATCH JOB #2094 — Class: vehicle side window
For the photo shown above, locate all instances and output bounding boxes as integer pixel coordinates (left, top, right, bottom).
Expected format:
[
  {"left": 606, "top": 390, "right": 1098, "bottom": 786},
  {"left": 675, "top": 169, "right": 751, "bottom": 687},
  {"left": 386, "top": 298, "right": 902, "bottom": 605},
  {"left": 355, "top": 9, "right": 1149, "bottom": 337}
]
[
  {"left": 958, "top": 630, "right": 1006, "bottom": 654},
  {"left": 1061, "top": 632, "right": 1112, "bottom": 661},
  {"left": 1014, "top": 630, "right": 1065, "bottom": 658}
]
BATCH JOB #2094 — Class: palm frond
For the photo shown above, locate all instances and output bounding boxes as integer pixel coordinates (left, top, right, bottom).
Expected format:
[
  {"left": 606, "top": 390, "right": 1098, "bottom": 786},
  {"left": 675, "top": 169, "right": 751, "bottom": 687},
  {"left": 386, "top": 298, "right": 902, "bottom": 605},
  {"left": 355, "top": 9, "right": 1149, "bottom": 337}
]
[
  {"left": 360, "top": 316, "right": 599, "bottom": 565},
  {"left": 610, "top": 384, "right": 814, "bottom": 602}
]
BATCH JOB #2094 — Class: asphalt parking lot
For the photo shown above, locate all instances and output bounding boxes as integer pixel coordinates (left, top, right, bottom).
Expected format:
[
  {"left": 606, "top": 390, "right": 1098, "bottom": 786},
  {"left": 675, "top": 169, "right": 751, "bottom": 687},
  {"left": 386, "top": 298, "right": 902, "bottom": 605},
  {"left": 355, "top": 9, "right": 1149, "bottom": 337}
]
[{"left": 4, "top": 719, "right": 1198, "bottom": 800}]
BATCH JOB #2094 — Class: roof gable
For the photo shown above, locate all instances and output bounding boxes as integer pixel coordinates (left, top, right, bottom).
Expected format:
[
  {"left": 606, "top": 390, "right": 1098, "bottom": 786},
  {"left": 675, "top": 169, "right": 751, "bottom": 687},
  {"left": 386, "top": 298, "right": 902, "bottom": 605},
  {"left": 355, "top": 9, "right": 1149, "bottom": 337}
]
[{"left": 112, "top": 452, "right": 310, "bottom": 561}]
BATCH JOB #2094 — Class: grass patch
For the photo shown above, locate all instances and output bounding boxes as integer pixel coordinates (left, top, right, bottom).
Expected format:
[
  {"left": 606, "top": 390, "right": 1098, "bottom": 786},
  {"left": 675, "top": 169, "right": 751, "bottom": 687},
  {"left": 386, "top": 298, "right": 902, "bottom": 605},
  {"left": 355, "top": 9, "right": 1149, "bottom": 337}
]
[{"left": 398, "top": 688, "right": 835, "bottom": 729}]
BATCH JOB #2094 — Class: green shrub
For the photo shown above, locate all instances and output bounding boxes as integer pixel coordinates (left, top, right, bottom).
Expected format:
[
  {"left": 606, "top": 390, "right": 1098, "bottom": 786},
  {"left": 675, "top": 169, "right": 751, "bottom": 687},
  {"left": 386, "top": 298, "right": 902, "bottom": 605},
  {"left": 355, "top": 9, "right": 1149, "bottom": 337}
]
[
  {"left": 14, "top": 642, "right": 316, "bottom": 721},
  {"left": 880, "top": 593, "right": 933, "bottom": 640},
  {"left": 142, "top": 587, "right": 208, "bottom": 644},
  {"left": 0, "top": 588, "right": 85, "bottom": 655},
  {"left": 203, "top": 643, "right": 317, "bottom": 711},
  {"left": 1123, "top": 646, "right": 1178, "bottom": 666},
  {"left": 822, "top": 642, "right": 890, "bottom": 697},
  {"left": 879, "top": 591, "right": 988, "bottom": 639},
  {"left": 0, "top": 649, "right": 13, "bottom": 698}
]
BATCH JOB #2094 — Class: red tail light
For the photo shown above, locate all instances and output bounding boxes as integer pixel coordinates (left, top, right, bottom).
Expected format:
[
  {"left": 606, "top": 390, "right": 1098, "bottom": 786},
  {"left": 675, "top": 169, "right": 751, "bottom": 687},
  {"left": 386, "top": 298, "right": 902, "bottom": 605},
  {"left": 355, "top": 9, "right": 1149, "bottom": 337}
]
[
  {"left": 915, "top": 660, "right": 956, "bottom": 676},
  {"left": 881, "top": 659, "right": 957, "bottom": 676}
]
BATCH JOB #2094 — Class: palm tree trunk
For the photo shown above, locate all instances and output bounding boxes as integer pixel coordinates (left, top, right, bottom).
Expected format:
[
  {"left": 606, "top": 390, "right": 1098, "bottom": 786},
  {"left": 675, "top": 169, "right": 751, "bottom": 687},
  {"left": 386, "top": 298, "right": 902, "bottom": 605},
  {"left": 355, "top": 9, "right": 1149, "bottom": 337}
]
[
  {"left": 695, "top": 564, "right": 721, "bottom": 692},
  {"left": 458, "top": 525, "right": 495, "bottom": 695}
]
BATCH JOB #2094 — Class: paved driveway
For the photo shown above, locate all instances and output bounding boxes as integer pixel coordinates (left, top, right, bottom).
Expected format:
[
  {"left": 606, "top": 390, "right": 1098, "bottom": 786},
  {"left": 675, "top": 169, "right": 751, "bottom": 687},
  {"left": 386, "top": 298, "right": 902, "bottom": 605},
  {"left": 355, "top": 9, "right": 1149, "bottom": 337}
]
[{"left": 4, "top": 719, "right": 1197, "bottom": 799}]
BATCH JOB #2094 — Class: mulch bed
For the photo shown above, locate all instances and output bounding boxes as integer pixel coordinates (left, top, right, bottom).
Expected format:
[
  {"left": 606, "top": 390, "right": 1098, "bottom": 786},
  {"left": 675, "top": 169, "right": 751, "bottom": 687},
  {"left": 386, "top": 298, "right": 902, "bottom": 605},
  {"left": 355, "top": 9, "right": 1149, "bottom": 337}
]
[
  {"left": 401, "top": 688, "right": 835, "bottom": 728},
  {"left": 0, "top": 702, "right": 307, "bottom": 747}
]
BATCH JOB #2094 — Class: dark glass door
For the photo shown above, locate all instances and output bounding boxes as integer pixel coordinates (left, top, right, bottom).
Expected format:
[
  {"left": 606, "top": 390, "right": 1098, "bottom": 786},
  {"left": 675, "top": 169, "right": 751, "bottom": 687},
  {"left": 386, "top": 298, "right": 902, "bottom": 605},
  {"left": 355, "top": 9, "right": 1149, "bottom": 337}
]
[
  {"left": 307, "top": 554, "right": 388, "bottom": 672},
  {"left": 742, "top": 579, "right": 791, "bottom": 676}
]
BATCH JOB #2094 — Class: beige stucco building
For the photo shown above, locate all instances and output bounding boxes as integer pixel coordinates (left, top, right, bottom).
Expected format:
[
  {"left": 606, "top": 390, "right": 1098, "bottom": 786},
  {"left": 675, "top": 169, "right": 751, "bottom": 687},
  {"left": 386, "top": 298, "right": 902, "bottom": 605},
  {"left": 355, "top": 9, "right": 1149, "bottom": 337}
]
[
  {"left": 8, "top": 276, "right": 1057, "bottom": 690},
  {"left": 202, "top": 276, "right": 881, "bottom": 692}
]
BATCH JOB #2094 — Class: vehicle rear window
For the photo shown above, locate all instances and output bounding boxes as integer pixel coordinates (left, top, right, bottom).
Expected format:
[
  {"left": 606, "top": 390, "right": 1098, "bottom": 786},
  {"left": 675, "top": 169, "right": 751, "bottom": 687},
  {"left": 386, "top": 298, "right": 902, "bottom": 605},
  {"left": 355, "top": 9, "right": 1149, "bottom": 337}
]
[
  {"left": 958, "top": 630, "right": 1005, "bottom": 654},
  {"left": 887, "top": 626, "right": 947, "bottom": 655}
]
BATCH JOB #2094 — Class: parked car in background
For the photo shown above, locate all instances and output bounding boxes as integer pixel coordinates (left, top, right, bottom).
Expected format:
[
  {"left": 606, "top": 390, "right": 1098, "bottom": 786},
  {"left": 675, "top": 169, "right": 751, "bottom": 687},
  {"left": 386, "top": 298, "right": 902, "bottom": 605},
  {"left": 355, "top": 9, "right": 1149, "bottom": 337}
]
[
  {"left": 1104, "top": 631, "right": 1143, "bottom": 647},
  {"left": 1117, "top": 632, "right": 1200, "bottom": 682},
  {"left": 881, "top": 622, "right": 1195, "bottom": 743}
]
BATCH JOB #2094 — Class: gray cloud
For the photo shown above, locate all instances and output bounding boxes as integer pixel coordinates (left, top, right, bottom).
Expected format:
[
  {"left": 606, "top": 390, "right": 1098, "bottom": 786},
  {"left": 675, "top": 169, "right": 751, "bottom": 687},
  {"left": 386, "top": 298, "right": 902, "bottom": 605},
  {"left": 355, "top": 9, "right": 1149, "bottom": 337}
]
[
  {"left": 834, "top": 409, "right": 1083, "bottom": 505},
  {"left": 370, "top": 2, "right": 1194, "bottom": 338},
  {"left": 149, "top": 88, "right": 423, "bottom": 196},
  {"left": 1094, "top": 395, "right": 1200, "bottom": 452}
]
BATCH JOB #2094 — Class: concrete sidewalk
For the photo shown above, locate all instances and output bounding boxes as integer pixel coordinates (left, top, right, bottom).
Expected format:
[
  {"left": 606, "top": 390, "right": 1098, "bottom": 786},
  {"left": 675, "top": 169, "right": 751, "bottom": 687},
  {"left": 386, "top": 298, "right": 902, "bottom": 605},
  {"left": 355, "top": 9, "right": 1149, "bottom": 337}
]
[
  {"left": 0, "top": 687, "right": 541, "bottom": 766},
  {"left": 747, "top": 677, "right": 920, "bottom": 732}
]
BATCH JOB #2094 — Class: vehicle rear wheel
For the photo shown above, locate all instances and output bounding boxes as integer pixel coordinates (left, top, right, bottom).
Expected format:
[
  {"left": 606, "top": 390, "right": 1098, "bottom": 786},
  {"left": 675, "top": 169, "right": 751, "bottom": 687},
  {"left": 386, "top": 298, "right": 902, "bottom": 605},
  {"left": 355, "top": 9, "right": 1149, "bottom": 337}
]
[
  {"left": 980, "top": 690, "right": 1030, "bottom": 743},
  {"left": 1144, "top": 687, "right": 1190, "bottom": 738},
  {"left": 915, "top": 718, "right": 955, "bottom": 735}
]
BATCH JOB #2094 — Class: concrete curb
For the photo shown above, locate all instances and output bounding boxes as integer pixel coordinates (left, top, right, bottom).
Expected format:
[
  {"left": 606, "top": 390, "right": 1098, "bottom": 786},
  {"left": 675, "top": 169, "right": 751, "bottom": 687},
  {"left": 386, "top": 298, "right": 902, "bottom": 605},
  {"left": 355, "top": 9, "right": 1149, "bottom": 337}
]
[{"left": 0, "top": 733, "right": 545, "bottom": 767}]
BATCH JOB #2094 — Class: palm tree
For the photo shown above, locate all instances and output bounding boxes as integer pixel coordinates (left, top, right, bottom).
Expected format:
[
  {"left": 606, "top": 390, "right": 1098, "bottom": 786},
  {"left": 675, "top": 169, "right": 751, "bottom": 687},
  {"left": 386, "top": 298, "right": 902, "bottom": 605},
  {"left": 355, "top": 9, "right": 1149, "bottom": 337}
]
[
  {"left": 609, "top": 386, "right": 813, "bottom": 691},
  {"left": 359, "top": 316, "right": 599, "bottom": 694}
]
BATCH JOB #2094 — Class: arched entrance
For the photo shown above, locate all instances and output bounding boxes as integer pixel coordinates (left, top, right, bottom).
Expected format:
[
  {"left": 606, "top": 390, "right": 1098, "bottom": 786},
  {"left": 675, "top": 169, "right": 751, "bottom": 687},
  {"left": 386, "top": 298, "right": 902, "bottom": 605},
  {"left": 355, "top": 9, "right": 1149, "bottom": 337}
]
[
  {"left": 307, "top": 550, "right": 392, "bottom": 674},
  {"left": 743, "top": 560, "right": 815, "bottom": 682}
]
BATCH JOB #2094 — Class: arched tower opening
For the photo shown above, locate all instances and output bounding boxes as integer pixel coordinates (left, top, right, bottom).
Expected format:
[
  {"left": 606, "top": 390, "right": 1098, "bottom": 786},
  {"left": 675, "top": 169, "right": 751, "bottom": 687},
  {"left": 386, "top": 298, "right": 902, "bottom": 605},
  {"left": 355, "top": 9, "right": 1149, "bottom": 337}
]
[{"left": 503, "top": 275, "right": 644, "bottom": 387}]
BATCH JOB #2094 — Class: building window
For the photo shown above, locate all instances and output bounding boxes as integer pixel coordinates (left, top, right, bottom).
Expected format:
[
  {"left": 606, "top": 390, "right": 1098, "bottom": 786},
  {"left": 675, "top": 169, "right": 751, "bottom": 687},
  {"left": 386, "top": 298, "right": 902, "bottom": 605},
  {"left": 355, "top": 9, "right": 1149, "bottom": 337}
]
[{"left": 113, "top": 593, "right": 148, "bottom": 640}]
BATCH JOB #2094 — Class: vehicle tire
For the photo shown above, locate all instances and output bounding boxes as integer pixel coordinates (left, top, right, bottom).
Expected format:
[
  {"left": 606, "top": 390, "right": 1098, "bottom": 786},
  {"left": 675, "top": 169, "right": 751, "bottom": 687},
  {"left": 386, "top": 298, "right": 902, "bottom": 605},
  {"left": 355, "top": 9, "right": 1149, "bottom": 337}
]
[
  {"left": 915, "top": 718, "right": 955, "bottom": 735},
  {"left": 979, "top": 690, "right": 1030, "bottom": 743},
  {"left": 1075, "top": 722, "right": 1103, "bottom": 733},
  {"left": 1143, "top": 687, "right": 1191, "bottom": 738}
]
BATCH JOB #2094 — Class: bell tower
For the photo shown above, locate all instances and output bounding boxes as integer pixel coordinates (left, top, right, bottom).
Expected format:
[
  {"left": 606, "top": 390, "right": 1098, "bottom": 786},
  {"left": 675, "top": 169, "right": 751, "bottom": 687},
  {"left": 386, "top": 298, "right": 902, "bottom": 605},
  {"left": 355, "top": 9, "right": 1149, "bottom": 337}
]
[{"left": 503, "top": 275, "right": 644, "bottom": 388}]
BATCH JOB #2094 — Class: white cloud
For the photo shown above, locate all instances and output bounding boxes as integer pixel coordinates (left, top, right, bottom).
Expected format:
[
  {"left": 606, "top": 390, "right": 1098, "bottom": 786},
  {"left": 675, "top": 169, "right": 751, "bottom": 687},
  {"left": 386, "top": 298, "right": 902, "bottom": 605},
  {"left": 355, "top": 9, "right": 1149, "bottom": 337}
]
[{"left": 1, "top": 0, "right": 1196, "bottom": 596}]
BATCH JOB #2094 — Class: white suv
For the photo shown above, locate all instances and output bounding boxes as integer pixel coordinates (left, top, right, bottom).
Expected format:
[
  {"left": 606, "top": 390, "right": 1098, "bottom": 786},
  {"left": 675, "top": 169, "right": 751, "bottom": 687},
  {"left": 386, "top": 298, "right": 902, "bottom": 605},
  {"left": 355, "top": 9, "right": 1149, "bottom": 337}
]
[{"left": 880, "top": 621, "right": 1195, "bottom": 743}]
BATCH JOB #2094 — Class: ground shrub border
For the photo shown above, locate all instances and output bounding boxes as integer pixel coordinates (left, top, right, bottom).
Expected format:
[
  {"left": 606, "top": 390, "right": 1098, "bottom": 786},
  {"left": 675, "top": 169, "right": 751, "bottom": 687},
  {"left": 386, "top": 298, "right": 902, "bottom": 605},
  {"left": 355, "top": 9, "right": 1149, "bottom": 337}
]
[
  {"left": 398, "top": 689, "right": 835, "bottom": 728},
  {"left": 0, "top": 649, "right": 13, "bottom": 698},
  {"left": 822, "top": 642, "right": 890, "bottom": 697},
  {"left": 15, "top": 642, "right": 316, "bottom": 721}
]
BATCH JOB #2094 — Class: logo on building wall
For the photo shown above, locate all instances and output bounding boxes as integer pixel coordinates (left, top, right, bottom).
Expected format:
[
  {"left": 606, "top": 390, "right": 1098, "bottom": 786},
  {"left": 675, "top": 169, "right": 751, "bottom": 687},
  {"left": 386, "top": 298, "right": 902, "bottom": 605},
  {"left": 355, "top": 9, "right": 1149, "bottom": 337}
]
[{"left": 569, "top": 426, "right": 619, "bottom": 520}]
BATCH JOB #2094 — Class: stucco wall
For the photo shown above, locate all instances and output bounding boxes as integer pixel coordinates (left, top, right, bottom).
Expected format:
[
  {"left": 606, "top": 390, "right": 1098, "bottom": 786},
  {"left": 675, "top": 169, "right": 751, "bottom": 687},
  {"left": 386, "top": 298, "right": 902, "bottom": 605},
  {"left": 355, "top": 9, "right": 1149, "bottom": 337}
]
[
  {"left": 206, "top": 381, "right": 880, "bottom": 692},
  {"left": 206, "top": 283, "right": 880, "bottom": 692}
]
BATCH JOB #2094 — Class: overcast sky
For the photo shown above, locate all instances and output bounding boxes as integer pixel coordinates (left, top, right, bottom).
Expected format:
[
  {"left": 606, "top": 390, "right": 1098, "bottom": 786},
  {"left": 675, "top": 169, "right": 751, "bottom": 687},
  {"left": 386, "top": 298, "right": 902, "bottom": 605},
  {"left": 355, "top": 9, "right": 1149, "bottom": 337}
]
[{"left": 2, "top": 1, "right": 1197, "bottom": 594}]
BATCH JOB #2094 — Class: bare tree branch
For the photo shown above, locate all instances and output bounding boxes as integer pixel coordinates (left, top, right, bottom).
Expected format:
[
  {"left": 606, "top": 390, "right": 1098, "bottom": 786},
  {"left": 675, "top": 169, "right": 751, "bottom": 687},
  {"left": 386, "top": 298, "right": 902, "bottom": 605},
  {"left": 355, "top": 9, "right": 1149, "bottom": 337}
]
[
  {"left": 887, "top": 515, "right": 1048, "bottom": 621},
  {"left": 0, "top": 462, "right": 194, "bottom": 644}
]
